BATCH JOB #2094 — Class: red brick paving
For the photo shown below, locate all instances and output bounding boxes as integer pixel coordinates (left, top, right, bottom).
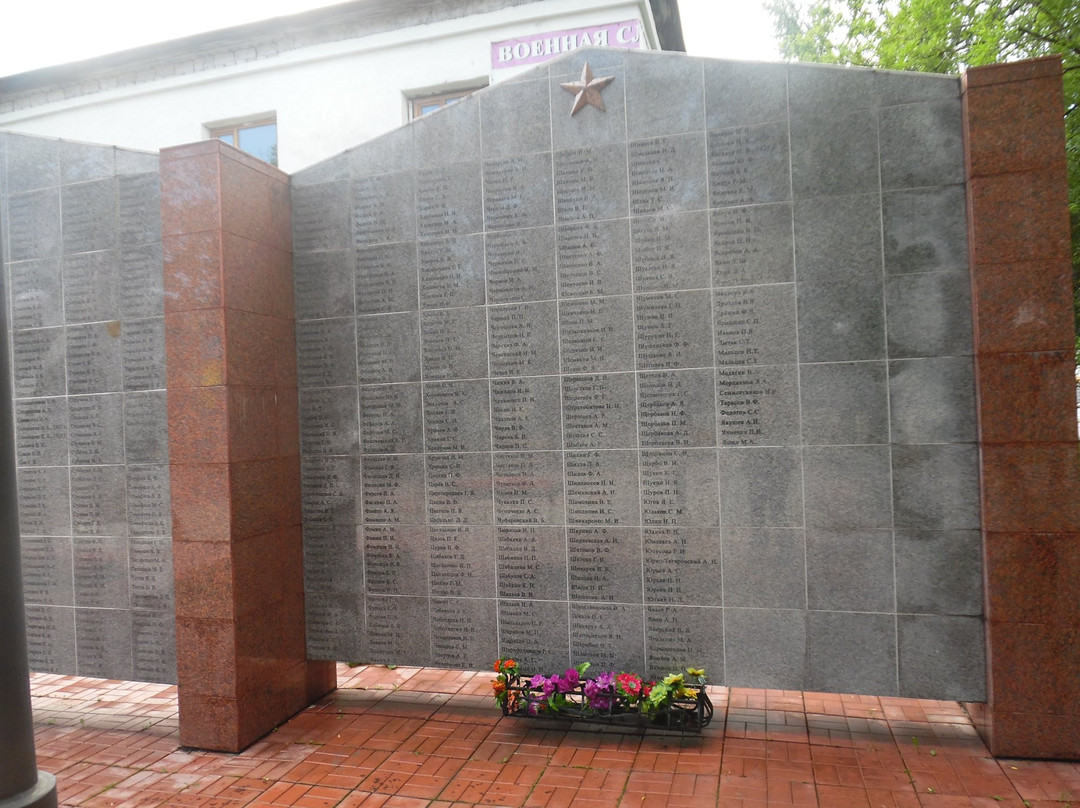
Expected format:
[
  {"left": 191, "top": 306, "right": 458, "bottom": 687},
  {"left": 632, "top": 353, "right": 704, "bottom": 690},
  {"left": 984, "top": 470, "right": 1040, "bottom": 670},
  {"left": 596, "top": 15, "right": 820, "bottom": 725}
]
[{"left": 30, "top": 664, "right": 1080, "bottom": 807}]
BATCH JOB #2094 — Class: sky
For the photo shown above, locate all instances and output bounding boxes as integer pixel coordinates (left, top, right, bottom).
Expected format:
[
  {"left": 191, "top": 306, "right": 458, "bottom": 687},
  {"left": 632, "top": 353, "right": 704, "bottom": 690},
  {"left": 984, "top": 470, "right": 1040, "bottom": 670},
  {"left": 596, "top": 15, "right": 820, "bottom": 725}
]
[{"left": 0, "top": 0, "right": 781, "bottom": 79}]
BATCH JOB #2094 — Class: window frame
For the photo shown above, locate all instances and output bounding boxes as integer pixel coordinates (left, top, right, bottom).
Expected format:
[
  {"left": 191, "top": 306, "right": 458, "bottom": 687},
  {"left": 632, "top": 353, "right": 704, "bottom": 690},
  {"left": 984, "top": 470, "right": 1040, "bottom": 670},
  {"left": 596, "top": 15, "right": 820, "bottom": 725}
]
[{"left": 207, "top": 115, "right": 278, "bottom": 166}]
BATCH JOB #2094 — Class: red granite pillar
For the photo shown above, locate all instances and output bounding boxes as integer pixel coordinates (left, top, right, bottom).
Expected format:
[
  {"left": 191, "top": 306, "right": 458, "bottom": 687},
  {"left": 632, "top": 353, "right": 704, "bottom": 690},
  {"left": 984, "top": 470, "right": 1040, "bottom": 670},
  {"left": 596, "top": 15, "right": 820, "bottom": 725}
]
[
  {"left": 963, "top": 57, "right": 1080, "bottom": 759},
  {"left": 160, "top": 140, "right": 336, "bottom": 752}
]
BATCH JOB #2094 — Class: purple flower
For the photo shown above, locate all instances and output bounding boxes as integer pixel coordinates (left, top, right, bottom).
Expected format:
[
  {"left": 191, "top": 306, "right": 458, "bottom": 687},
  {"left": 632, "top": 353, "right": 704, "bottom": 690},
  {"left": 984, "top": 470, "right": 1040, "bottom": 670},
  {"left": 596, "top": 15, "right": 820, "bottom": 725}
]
[
  {"left": 543, "top": 676, "right": 558, "bottom": 698},
  {"left": 530, "top": 674, "right": 547, "bottom": 689},
  {"left": 559, "top": 668, "right": 580, "bottom": 692}
]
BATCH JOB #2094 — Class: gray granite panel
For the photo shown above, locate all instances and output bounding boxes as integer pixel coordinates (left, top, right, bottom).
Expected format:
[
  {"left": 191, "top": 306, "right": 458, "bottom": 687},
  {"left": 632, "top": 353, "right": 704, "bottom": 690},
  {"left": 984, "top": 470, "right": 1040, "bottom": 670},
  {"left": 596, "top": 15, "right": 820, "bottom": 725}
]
[
  {"left": 6, "top": 135, "right": 59, "bottom": 193},
  {"left": 790, "top": 109, "right": 879, "bottom": 199},
  {"left": 426, "top": 452, "right": 494, "bottom": 525},
  {"left": 565, "top": 450, "right": 639, "bottom": 527},
  {"left": 70, "top": 465, "right": 126, "bottom": 537},
  {"left": 806, "top": 529, "right": 895, "bottom": 612},
  {"left": 418, "top": 234, "right": 485, "bottom": 309},
  {"left": 302, "top": 523, "right": 361, "bottom": 595},
  {"left": 301, "top": 456, "right": 357, "bottom": 525},
  {"left": 716, "top": 364, "right": 800, "bottom": 448},
  {"left": 60, "top": 141, "right": 114, "bottom": 184},
  {"left": 485, "top": 226, "right": 557, "bottom": 304},
  {"left": 803, "top": 446, "right": 893, "bottom": 529},
  {"left": 628, "top": 133, "right": 708, "bottom": 216},
  {"left": 898, "top": 615, "right": 985, "bottom": 700},
  {"left": 638, "top": 369, "right": 716, "bottom": 448},
  {"left": 883, "top": 186, "right": 969, "bottom": 275},
  {"left": 723, "top": 608, "right": 806, "bottom": 690},
  {"left": 559, "top": 296, "right": 634, "bottom": 374},
  {"left": 423, "top": 380, "right": 491, "bottom": 453},
  {"left": 723, "top": 527, "right": 806, "bottom": 609},
  {"left": 808, "top": 611, "right": 897, "bottom": 695},
  {"left": 417, "top": 163, "right": 482, "bottom": 239},
  {"left": 7, "top": 189, "right": 61, "bottom": 261},
  {"left": 568, "top": 525, "right": 643, "bottom": 603},
  {"left": 625, "top": 52, "right": 704, "bottom": 139},
  {"left": 62, "top": 178, "right": 117, "bottom": 254},
  {"left": 550, "top": 65, "right": 626, "bottom": 150},
  {"left": 364, "top": 525, "right": 427, "bottom": 595},
  {"left": 132, "top": 611, "right": 177, "bottom": 684},
  {"left": 413, "top": 98, "right": 480, "bottom": 166},
  {"left": 128, "top": 536, "right": 173, "bottom": 610},
  {"left": 895, "top": 529, "right": 983, "bottom": 616},
  {"left": 12, "top": 327, "right": 65, "bottom": 398},
  {"left": 359, "top": 312, "right": 420, "bottom": 384},
  {"left": 431, "top": 598, "right": 499, "bottom": 669},
  {"left": 796, "top": 278, "right": 885, "bottom": 363},
  {"left": 635, "top": 291, "right": 714, "bottom": 370},
  {"left": 554, "top": 145, "right": 629, "bottom": 222},
  {"left": 570, "top": 602, "right": 645, "bottom": 672},
  {"left": 121, "top": 317, "right": 165, "bottom": 391},
  {"left": 117, "top": 172, "right": 161, "bottom": 247},
  {"left": 789, "top": 63, "right": 875, "bottom": 113},
  {"left": 63, "top": 250, "right": 119, "bottom": 324},
  {"left": 718, "top": 447, "right": 803, "bottom": 528},
  {"left": 889, "top": 357, "right": 977, "bottom": 444},
  {"left": 631, "top": 211, "right": 710, "bottom": 293},
  {"left": 69, "top": 393, "right": 124, "bottom": 465},
  {"left": 73, "top": 536, "right": 129, "bottom": 608},
  {"left": 489, "top": 301, "right": 559, "bottom": 377},
  {"left": 645, "top": 605, "right": 724, "bottom": 680},
  {"left": 115, "top": 148, "right": 159, "bottom": 176},
  {"left": 643, "top": 526, "right": 721, "bottom": 606},
  {"left": 497, "top": 525, "right": 568, "bottom": 600},
  {"left": 365, "top": 595, "right": 430, "bottom": 666},
  {"left": 420, "top": 307, "right": 487, "bottom": 381},
  {"left": 708, "top": 121, "right": 791, "bottom": 208},
  {"left": 794, "top": 193, "right": 882, "bottom": 282},
  {"left": 348, "top": 125, "right": 414, "bottom": 176},
  {"left": 359, "top": 383, "right": 422, "bottom": 454},
  {"left": 557, "top": 218, "right": 631, "bottom": 298},
  {"left": 710, "top": 203, "right": 794, "bottom": 288},
  {"left": 123, "top": 393, "right": 167, "bottom": 464},
  {"left": 481, "top": 77, "right": 552, "bottom": 159},
  {"left": 305, "top": 591, "right": 363, "bottom": 661},
  {"left": 16, "top": 396, "right": 69, "bottom": 466},
  {"left": 880, "top": 100, "right": 964, "bottom": 190},
  {"left": 714, "top": 284, "right": 797, "bottom": 366},
  {"left": 892, "top": 444, "right": 980, "bottom": 530},
  {"left": 76, "top": 608, "right": 133, "bottom": 680},
  {"left": 876, "top": 70, "right": 960, "bottom": 106},
  {"left": 493, "top": 451, "right": 565, "bottom": 526},
  {"left": 491, "top": 376, "right": 563, "bottom": 451},
  {"left": 9, "top": 258, "right": 63, "bottom": 329},
  {"left": 66, "top": 322, "right": 123, "bottom": 395},
  {"left": 292, "top": 181, "right": 351, "bottom": 253},
  {"left": 703, "top": 60, "right": 787, "bottom": 129},
  {"left": 16, "top": 466, "right": 71, "bottom": 537},
  {"left": 563, "top": 372, "right": 637, "bottom": 450},
  {"left": 640, "top": 448, "right": 719, "bottom": 527},
  {"left": 126, "top": 464, "right": 171, "bottom": 537},
  {"left": 430, "top": 526, "right": 496, "bottom": 597},
  {"left": 20, "top": 535, "right": 73, "bottom": 606},
  {"left": 120, "top": 244, "right": 164, "bottom": 320},
  {"left": 352, "top": 171, "right": 415, "bottom": 245},
  {"left": 362, "top": 454, "right": 425, "bottom": 525},
  {"left": 24, "top": 605, "right": 76, "bottom": 674},
  {"left": 885, "top": 271, "right": 973, "bottom": 358},
  {"left": 297, "top": 317, "right": 357, "bottom": 388},
  {"left": 483, "top": 154, "right": 554, "bottom": 231},
  {"left": 298, "top": 386, "right": 358, "bottom": 456},
  {"left": 355, "top": 242, "right": 417, "bottom": 315},
  {"left": 295, "top": 250, "right": 354, "bottom": 319},
  {"left": 498, "top": 599, "right": 570, "bottom": 673},
  {"left": 800, "top": 361, "right": 889, "bottom": 446}
]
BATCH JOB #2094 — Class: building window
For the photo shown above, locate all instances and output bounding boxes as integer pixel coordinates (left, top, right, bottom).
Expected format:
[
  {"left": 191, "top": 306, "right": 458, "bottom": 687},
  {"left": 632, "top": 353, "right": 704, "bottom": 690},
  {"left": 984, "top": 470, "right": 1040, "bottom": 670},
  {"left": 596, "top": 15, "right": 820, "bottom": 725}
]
[
  {"left": 209, "top": 118, "right": 278, "bottom": 166},
  {"left": 410, "top": 87, "right": 484, "bottom": 119}
]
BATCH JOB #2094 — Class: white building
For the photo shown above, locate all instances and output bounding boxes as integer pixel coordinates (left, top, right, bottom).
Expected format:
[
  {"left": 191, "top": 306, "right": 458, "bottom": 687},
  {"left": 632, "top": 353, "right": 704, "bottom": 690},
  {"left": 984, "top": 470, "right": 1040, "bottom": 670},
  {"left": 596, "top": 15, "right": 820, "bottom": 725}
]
[{"left": 0, "top": 0, "right": 683, "bottom": 172}]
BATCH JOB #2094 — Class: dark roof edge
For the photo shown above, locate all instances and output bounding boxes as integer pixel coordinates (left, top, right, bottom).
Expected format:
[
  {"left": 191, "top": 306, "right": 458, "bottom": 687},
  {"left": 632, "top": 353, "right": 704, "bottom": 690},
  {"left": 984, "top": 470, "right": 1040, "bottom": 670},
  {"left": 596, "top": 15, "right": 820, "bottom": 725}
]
[{"left": 649, "top": 0, "right": 685, "bottom": 53}]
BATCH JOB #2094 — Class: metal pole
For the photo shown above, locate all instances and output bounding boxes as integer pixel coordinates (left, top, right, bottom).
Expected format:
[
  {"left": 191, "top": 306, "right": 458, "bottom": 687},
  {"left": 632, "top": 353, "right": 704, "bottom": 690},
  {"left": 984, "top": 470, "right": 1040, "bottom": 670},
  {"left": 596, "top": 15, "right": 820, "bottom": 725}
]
[{"left": 0, "top": 226, "right": 57, "bottom": 807}]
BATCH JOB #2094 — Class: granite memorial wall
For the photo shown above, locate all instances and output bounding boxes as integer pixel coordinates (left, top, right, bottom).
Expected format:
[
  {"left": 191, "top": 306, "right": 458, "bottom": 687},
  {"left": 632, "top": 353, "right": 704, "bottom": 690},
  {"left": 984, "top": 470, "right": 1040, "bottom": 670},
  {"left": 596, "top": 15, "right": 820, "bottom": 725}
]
[
  {"left": 292, "top": 48, "right": 986, "bottom": 699},
  {"left": 0, "top": 132, "right": 175, "bottom": 683}
]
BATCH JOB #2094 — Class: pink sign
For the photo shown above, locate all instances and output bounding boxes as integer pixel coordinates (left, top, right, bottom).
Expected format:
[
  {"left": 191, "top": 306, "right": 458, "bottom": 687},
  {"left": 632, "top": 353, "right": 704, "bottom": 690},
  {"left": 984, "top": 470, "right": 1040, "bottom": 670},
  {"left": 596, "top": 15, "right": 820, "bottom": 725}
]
[{"left": 491, "top": 19, "right": 644, "bottom": 69}]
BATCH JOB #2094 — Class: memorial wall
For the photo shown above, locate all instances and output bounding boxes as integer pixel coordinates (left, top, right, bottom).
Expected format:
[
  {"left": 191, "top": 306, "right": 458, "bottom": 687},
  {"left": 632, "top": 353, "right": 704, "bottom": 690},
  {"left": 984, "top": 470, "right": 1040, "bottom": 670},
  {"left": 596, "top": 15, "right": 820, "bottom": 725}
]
[
  {"left": 292, "top": 48, "right": 986, "bottom": 699},
  {"left": 0, "top": 133, "right": 175, "bottom": 683}
]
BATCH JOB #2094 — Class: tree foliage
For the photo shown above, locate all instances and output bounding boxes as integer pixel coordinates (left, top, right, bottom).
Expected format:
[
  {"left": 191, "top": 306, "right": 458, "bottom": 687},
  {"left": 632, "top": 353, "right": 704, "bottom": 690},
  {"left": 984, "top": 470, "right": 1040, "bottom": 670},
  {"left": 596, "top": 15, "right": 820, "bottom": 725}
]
[{"left": 767, "top": 0, "right": 1080, "bottom": 358}]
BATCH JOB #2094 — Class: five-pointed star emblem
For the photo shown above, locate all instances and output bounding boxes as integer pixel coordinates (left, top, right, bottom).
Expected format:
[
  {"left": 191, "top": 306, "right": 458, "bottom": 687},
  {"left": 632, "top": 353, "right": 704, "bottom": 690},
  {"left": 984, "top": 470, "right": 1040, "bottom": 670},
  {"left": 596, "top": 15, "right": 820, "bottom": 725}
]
[{"left": 560, "top": 62, "right": 615, "bottom": 116}]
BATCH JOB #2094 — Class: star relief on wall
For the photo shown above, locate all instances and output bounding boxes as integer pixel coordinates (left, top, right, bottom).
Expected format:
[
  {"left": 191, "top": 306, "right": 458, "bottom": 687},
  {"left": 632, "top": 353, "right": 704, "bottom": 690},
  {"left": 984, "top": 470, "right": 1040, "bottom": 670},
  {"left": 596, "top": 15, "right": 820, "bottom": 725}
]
[{"left": 560, "top": 62, "right": 615, "bottom": 116}]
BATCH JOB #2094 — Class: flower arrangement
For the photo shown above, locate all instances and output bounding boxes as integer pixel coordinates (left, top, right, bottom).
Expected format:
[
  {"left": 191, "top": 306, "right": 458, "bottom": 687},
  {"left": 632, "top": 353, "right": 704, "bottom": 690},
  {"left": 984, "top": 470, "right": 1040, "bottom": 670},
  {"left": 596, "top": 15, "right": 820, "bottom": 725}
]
[{"left": 491, "top": 659, "right": 712, "bottom": 732}]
